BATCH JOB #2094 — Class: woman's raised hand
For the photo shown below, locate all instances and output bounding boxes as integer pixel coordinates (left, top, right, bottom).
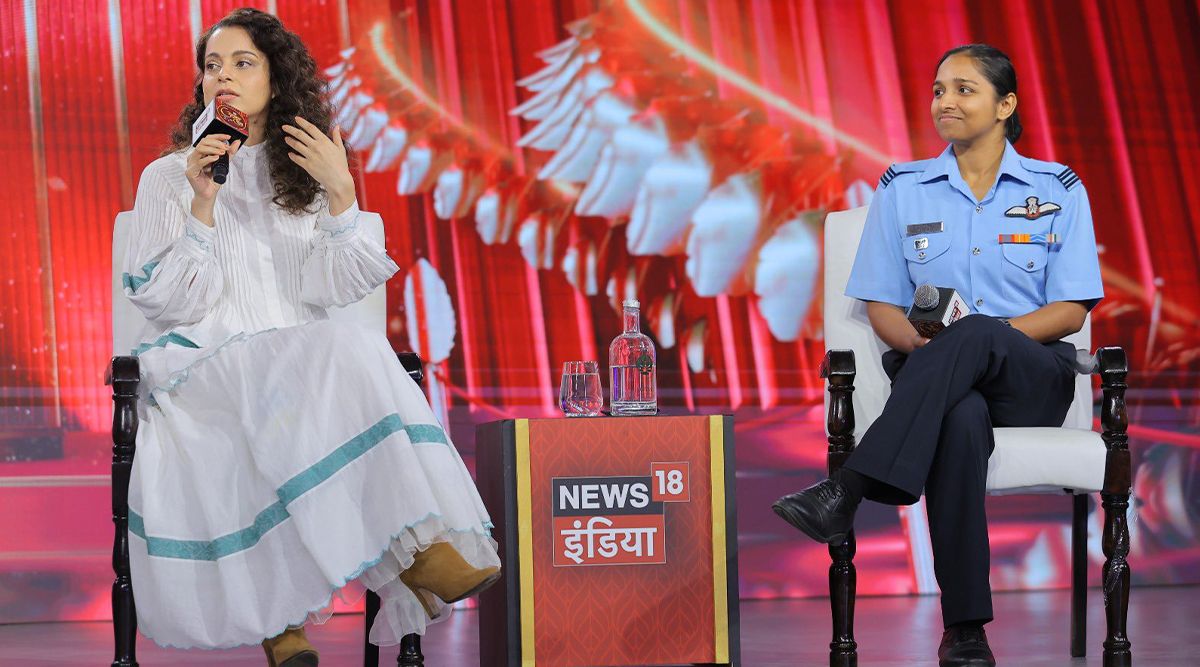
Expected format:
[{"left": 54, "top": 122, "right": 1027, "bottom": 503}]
[
  {"left": 187, "top": 134, "right": 241, "bottom": 226},
  {"left": 282, "top": 116, "right": 356, "bottom": 215}
]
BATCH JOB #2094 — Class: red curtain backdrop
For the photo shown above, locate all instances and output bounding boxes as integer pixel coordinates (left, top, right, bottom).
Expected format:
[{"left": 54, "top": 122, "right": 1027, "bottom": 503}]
[{"left": 1, "top": 0, "right": 1197, "bottom": 624}]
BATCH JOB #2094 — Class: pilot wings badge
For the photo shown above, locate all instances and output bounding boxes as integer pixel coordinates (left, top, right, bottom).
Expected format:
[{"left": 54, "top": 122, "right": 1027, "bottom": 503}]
[{"left": 1005, "top": 196, "right": 1061, "bottom": 220}]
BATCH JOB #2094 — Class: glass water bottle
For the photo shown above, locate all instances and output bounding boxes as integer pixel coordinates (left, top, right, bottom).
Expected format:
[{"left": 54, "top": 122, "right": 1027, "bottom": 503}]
[{"left": 608, "top": 298, "right": 657, "bottom": 415}]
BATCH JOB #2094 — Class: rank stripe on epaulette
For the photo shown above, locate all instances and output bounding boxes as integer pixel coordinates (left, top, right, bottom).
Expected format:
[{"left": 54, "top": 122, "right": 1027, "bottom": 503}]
[
  {"left": 1056, "top": 167, "right": 1080, "bottom": 191},
  {"left": 879, "top": 166, "right": 898, "bottom": 188},
  {"left": 999, "top": 233, "right": 1061, "bottom": 245}
]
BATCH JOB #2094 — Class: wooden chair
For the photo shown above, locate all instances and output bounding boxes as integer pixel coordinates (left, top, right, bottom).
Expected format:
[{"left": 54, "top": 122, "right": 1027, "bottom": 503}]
[
  {"left": 108, "top": 210, "right": 425, "bottom": 666},
  {"left": 820, "top": 207, "right": 1132, "bottom": 667}
]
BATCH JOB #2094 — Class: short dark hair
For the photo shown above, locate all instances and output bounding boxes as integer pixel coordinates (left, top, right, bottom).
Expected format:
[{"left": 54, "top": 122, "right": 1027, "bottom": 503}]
[
  {"left": 937, "top": 44, "right": 1022, "bottom": 144},
  {"left": 165, "top": 8, "right": 336, "bottom": 214}
]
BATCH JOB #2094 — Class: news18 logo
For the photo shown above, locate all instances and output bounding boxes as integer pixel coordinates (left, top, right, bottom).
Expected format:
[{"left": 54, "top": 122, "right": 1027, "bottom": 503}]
[
  {"left": 552, "top": 462, "right": 689, "bottom": 567},
  {"left": 949, "top": 301, "right": 964, "bottom": 323}
]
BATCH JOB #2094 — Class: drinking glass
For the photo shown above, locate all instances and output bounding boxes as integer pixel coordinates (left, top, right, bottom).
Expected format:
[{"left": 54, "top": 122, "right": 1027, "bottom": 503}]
[{"left": 559, "top": 361, "right": 603, "bottom": 417}]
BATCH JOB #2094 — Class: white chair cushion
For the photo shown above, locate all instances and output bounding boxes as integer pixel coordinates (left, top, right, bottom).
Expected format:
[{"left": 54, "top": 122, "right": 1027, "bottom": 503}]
[
  {"left": 823, "top": 207, "right": 1103, "bottom": 496},
  {"left": 112, "top": 210, "right": 388, "bottom": 356},
  {"left": 987, "top": 428, "right": 1106, "bottom": 494}
]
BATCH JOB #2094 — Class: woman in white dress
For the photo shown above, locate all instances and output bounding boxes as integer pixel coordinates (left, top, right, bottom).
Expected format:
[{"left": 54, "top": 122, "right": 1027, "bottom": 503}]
[{"left": 122, "top": 9, "right": 500, "bottom": 665}]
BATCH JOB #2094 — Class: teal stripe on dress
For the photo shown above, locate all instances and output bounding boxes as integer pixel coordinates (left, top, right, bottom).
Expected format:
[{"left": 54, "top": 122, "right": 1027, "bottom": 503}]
[
  {"left": 133, "top": 332, "right": 200, "bottom": 356},
  {"left": 128, "top": 509, "right": 145, "bottom": 538},
  {"left": 131, "top": 414, "right": 452, "bottom": 561},
  {"left": 277, "top": 416, "right": 446, "bottom": 505},
  {"left": 130, "top": 502, "right": 290, "bottom": 561},
  {"left": 121, "top": 260, "right": 160, "bottom": 293},
  {"left": 405, "top": 423, "right": 448, "bottom": 446}
]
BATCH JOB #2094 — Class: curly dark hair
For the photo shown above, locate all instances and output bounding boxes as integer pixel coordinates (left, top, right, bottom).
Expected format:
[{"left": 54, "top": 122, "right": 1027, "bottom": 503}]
[{"left": 164, "top": 8, "right": 337, "bottom": 215}]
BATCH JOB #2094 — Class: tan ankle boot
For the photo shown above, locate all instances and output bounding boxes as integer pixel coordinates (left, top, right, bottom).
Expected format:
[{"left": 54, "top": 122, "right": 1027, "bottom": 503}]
[
  {"left": 399, "top": 542, "right": 500, "bottom": 618},
  {"left": 261, "top": 626, "right": 319, "bottom": 667}
]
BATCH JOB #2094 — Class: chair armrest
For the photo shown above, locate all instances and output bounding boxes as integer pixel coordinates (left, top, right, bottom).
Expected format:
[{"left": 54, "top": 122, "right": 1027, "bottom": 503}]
[
  {"left": 396, "top": 352, "right": 424, "bottom": 386},
  {"left": 105, "top": 355, "right": 139, "bottom": 387},
  {"left": 1074, "top": 345, "right": 1130, "bottom": 378},
  {"left": 107, "top": 352, "right": 424, "bottom": 390},
  {"left": 1095, "top": 347, "right": 1131, "bottom": 494},
  {"left": 820, "top": 349, "right": 856, "bottom": 380},
  {"left": 1065, "top": 346, "right": 1129, "bottom": 489},
  {"left": 820, "top": 350, "right": 857, "bottom": 471},
  {"left": 107, "top": 355, "right": 140, "bottom": 452},
  {"left": 1097, "top": 346, "right": 1128, "bottom": 394},
  {"left": 107, "top": 356, "right": 140, "bottom": 454}
]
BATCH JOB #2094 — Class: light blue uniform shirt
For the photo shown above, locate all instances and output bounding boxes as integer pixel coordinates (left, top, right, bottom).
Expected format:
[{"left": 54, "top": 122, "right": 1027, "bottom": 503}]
[{"left": 846, "top": 142, "right": 1104, "bottom": 317}]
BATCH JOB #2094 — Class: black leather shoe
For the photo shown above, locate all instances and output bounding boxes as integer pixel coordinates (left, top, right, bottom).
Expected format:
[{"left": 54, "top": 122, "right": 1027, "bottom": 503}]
[
  {"left": 938, "top": 625, "right": 996, "bottom": 667},
  {"left": 771, "top": 479, "right": 856, "bottom": 546}
]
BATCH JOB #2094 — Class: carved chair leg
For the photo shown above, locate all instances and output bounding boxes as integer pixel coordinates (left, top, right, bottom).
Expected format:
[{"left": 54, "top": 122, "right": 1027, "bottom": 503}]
[
  {"left": 829, "top": 533, "right": 858, "bottom": 667},
  {"left": 398, "top": 633, "right": 424, "bottom": 666},
  {"left": 363, "top": 591, "right": 423, "bottom": 666},
  {"left": 821, "top": 350, "right": 858, "bottom": 667},
  {"left": 1101, "top": 491, "right": 1132, "bottom": 667},
  {"left": 109, "top": 357, "right": 140, "bottom": 667},
  {"left": 1070, "top": 493, "right": 1087, "bottom": 658},
  {"left": 392, "top": 351, "right": 426, "bottom": 666},
  {"left": 1097, "top": 346, "right": 1131, "bottom": 667}
]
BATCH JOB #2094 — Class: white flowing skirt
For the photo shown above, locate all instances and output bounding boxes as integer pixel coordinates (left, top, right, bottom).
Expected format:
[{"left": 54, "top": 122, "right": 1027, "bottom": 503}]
[{"left": 127, "top": 320, "right": 499, "bottom": 649}]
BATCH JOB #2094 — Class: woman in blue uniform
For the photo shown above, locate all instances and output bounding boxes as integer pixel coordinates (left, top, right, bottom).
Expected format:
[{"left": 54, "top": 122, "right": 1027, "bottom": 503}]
[{"left": 773, "top": 44, "right": 1103, "bottom": 667}]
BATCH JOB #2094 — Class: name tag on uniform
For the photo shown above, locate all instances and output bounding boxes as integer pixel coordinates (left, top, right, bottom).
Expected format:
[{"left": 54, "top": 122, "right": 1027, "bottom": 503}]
[{"left": 906, "top": 221, "right": 943, "bottom": 237}]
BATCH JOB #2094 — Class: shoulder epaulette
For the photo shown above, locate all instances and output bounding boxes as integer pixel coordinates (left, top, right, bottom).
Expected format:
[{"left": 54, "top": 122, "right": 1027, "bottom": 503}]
[
  {"left": 878, "top": 159, "right": 933, "bottom": 189},
  {"left": 1055, "top": 166, "right": 1080, "bottom": 191},
  {"left": 1018, "top": 156, "right": 1081, "bottom": 191},
  {"left": 879, "top": 165, "right": 898, "bottom": 188}
]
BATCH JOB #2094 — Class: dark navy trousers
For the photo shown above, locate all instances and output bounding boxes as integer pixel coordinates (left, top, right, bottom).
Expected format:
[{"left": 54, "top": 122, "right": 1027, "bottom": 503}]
[{"left": 843, "top": 315, "right": 1077, "bottom": 627}]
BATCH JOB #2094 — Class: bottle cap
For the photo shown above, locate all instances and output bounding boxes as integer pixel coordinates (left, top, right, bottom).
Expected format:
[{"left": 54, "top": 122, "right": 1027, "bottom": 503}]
[{"left": 622, "top": 298, "right": 640, "bottom": 309}]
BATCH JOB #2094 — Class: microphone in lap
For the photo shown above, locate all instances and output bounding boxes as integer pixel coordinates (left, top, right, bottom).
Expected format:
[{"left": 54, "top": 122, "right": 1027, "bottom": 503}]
[
  {"left": 191, "top": 98, "right": 249, "bottom": 185},
  {"left": 907, "top": 283, "right": 971, "bottom": 339}
]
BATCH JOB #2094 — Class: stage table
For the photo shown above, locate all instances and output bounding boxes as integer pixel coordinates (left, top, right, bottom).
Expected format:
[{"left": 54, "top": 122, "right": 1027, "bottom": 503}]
[{"left": 476, "top": 415, "right": 740, "bottom": 667}]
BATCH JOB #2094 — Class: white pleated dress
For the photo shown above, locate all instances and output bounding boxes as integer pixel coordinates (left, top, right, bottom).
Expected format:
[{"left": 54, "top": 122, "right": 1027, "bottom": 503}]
[{"left": 121, "top": 142, "right": 499, "bottom": 650}]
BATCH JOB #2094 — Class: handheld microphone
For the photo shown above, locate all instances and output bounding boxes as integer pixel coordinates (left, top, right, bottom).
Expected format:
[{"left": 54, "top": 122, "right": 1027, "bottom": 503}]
[
  {"left": 191, "top": 98, "right": 249, "bottom": 185},
  {"left": 907, "top": 284, "right": 971, "bottom": 339}
]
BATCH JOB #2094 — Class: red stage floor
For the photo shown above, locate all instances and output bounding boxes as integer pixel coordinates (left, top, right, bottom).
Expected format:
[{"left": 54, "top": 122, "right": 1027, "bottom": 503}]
[{"left": 0, "top": 585, "right": 1192, "bottom": 665}]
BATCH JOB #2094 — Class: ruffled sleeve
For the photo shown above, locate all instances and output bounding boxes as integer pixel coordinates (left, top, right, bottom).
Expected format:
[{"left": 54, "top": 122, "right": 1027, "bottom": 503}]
[
  {"left": 300, "top": 200, "right": 400, "bottom": 308},
  {"left": 122, "top": 160, "right": 224, "bottom": 327}
]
